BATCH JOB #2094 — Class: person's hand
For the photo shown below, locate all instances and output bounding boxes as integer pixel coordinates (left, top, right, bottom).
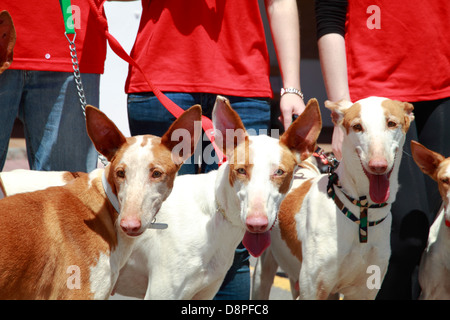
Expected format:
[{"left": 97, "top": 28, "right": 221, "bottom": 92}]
[{"left": 279, "top": 94, "right": 306, "bottom": 131}]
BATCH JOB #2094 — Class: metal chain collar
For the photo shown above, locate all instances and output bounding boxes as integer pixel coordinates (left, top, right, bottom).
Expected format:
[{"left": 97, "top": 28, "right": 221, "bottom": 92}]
[{"left": 65, "top": 32, "right": 108, "bottom": 166}]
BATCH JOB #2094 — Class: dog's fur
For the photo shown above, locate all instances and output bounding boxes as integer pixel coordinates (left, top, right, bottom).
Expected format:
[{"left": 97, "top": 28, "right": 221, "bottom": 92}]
[
  {"left": 252, "top": 97, "right": 414, "bottom": 300},
  {"left": 111, "top": 96, "right": 322, "bottom": 299},
  {"left": 410, "top": 141, "right": 450, "bottom": 299},
  {"left": 0, "top": 10, "right": 16, "bottom": 74},
  {"left": 0, "top": 105, "right": 201, "bottom": 299}
]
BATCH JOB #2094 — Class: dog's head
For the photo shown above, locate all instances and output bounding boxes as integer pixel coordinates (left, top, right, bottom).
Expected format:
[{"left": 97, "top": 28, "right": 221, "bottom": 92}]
[
  {"left": 326, "top": 97, "right": 414, "bottom": 204},
  {"left": 86, "top": 105, "right": 202, "bottom": 237},
  {"left": 213, "top": 96, "right": 322, "bottom": 256},
  {"left": 411, "top": 141, "right": 450, "bottom": 228},
  {"left": 0, "top": 11, "right": 16, "bottom": 75}
]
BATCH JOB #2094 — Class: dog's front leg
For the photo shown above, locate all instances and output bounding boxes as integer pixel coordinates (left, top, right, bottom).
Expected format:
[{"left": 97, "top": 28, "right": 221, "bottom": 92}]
[{"left": 251, "top": 246, "right": 279, "bottom": 300}]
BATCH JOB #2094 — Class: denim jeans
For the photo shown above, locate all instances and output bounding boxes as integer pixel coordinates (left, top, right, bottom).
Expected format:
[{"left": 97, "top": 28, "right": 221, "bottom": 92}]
[
  {"left": 0, "top": 70, "right": 99, "bottom": 172},
  {"left": 128, "top": 92, "right": 271, "bottom": 299},
  {"left": 128, "top": 92, "right": 271, "bottom": 174}
]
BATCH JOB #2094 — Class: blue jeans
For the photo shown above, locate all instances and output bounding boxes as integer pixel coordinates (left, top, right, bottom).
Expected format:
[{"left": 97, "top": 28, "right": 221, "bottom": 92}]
[
  {"left": 0, "top": 70, "right": 99, "bottom": 172},
  {"left": 128, "top": 92, "right": 271, "bottom": 299},
  {"left": 128, "top": 92, "right": 271, "bottom": 174}
]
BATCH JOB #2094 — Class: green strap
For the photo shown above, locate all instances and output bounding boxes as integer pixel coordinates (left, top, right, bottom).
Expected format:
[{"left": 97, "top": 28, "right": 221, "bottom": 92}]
[{"left": 59, "top": 0, "right": 75, "bottom": 34}]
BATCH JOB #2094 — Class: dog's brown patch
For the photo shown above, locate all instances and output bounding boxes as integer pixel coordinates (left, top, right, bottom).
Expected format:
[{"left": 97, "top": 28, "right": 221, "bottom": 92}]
[
  {"left": 229, "top": 137, "right": 251, "bottom": 187},
  {"left": 275, "top": 145, "right": 299, "bottom": 194},
  {"left": 63, "top": 171, "right": 85, "bottom": 183},
  {"left": 0, "top": 11, "right": 16, "bottom": 74},
  {"left": 342, "top": 103, "right": 362, "bottom": 134},
  {"left": 278, "top": 179, "right": 313, "bottom": 262},
  {"left": 150, "top": 140, "right": 181, "bottom": 190},
  {"left": 0, "top": 175, "right": 118, "bottom": 299},
  {"left": 381, "top": 99, "right": 414, "bottom": 133}
]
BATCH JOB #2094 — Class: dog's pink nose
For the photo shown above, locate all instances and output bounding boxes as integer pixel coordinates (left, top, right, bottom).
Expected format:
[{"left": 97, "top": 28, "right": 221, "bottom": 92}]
[
  {"left": 120, "top": 217, "right": 142, "bottom": 235},
  {"left": 246, "top": 215, "right": 269, "bottom": 233},
  {"left": 368, "top": 158, "right": 388, "bottom": 174}
]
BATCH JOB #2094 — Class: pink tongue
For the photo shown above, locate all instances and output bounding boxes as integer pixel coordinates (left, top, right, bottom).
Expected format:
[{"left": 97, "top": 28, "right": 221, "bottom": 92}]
[
  {"left": 243, "top": 231, "right": 271, "bottom": 257},
  {"left": 369, "top": 173, "right": 390, "bottom": 204}
]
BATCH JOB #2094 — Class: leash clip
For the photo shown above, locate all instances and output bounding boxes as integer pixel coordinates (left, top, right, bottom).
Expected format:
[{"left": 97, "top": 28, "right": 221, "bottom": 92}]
[{"left": 313, "top": 147, "right": 339, "bottom": 174}]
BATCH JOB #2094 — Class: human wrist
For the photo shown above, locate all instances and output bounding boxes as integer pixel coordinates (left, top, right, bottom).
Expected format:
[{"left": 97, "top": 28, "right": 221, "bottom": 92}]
[{"left": 280, "top": 87, "right": 304, "bottom": 100}]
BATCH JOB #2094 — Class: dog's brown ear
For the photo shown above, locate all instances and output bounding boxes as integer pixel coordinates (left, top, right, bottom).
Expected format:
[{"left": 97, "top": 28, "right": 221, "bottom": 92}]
[
  {"left": 280, "top": 98, "right": 322, "bottom": 161},
  {"left": 161, "top": 105, "right": 202, "bottom": 165},
  {"left": 85, "top": 105, "right": 127, "bottom": 161},
  {"left": 410, "top": 140, "right": 444, "bottom": 181},
  {"left": 212, "top": 95, "right": 248, "bottom": 157},
  {"left": 0, "top": 11, "right": 16, "bottom": 75}
]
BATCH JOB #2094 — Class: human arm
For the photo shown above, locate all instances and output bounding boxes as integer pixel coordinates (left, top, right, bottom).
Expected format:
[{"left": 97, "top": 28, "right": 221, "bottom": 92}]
[
  {"left": 265, "top": 0, "right": 305, "bottom": 131},
  {"left": 315, "top": 0, "right": 349, "bottom": 159}
]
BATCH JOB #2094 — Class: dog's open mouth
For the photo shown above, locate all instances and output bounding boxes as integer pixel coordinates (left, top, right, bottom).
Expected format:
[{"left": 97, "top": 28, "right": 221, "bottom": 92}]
[{"left": 362, "top": 166, "right": 393, "bottom": 204}]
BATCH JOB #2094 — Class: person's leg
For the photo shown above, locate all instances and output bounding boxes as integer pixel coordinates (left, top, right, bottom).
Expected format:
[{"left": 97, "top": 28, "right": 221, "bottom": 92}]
[
  {"left": 376, "top": 98, "right": 450, "bottom": 300},
  {"left": 0, "top": 69, "right": 24, "bottom": 170},
  {"left": 127, "top": 92, "right": 202, "bottom": 175},
  {"left": 416, "top": 98, "right": 450, "bottom": 216},
  {"left": 201, "top": 96, "right": 272, "bottom": 173},
  {"left": 212, "top": 95, "right": 271, "bottom": 300},
  {"left": 20, "top": 71, "right": 99, "bottom": 172}
]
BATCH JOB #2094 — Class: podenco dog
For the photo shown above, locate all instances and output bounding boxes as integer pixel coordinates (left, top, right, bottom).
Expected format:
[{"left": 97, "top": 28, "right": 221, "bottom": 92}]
[
  {"left": 0, "top": 10, "right": 15, "bottom": 74},
  {"left": 0, "top": 105, "right": 201, "bottom": 299},
  {"left": 410, "top": 141, "right": 450, "bottom": 299},
  {"left": 111, "top": 95, "right": 322, "bottom": 299},
  {"left": 252, "top": 96, "right": 414, "bottom": 300}
]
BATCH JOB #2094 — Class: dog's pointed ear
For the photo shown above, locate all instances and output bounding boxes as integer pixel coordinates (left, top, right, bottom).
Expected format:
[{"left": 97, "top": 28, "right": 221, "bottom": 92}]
[
  {"left": 0, "top": 11, "right": 16, "bottom": 75},
  {"left": 161, "top": 105, "right": 202, "bottom": 165},
  {"left": 324, "top": 99, "right": 353, "bottom": 126},
  {"left": 212, "top": 95, "right": 248, "bottom": 157},
  {"left": 85, "top": 105, "right": 127, "bottom": 161},
  {"left": 410, "top": 140, "right": 444, "bottom": 181},
  {"left": 280, "top": 98, "right": 322, "bottom": 161}
]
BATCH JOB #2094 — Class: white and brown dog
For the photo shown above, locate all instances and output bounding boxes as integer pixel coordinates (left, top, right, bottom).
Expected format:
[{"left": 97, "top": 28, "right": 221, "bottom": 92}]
[
  {"left": 252, "top": 96, "right": 414, "bottom": 300},
  {"left": 112, "top": 96, "right": 322, "bottom": 299},
  {"left": 0, "top": 105, "right": 201, "bottom": 299},
  {"left": 0, "top": 10, "right": 15, "bottom": 74},
  {"left": 410, "top": 141, "right": 450, "bottom": 299}
]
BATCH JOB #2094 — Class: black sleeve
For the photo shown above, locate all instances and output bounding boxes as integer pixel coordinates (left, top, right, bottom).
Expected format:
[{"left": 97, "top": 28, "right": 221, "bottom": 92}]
[{"left": 314, "top": 0, "right": 348, "bottom": 40}]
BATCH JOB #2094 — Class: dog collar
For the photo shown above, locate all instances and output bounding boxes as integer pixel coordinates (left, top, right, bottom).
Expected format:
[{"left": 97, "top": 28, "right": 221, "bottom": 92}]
[
  {"left": 102, "top": 170, "right": 120, "bottom": 213},
  {"left": 327, "top": 173, "right": 388, "bottom": 243},
  {"left": 101, "top": 170, "right": 168, "bottom": 230}
]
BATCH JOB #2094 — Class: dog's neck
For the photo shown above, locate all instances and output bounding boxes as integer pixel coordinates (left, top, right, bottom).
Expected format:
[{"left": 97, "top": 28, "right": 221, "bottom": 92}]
[{"left": 213, "top": 164, "right": 244, "bottom": 228}]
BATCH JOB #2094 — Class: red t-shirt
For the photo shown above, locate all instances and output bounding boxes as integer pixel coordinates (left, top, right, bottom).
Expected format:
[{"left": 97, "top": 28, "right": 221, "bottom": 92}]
[
  {"left": 4, "top": 0, "right": 107, "bottom": 74},
  {"left": 345, "top": 0, "right": 450, "bottom": 102},
  {"left": 125, "top": 0, "right": 273, "bottom": 98}
]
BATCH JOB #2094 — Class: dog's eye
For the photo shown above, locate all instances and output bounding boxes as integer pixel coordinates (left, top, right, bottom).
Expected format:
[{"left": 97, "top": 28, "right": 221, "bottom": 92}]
[
  {"left": 116, "top": 169, "right": 125, "bottom": 179},
  {"left": 352, "top": 123, "right": 363, "bottom": 132},
  {"left": 274, "top": 168, "right": 285, "bottom": 176},
  {"left": 441, "top": 177, "right": 450, "bottom": 185},
  {"left": 387, "top": 121, "right": 398, "bottom": 128},
  {"left": 236, "top": 168, "right": 247, "bottom": 175},
  {"left": 151, "top": 170, "right": 163, "bottom": 179}
]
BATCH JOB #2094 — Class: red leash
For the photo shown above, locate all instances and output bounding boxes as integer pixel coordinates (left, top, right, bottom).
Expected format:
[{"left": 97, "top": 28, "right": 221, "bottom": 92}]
[{"left": 87, "top": 0, "right": 225, "bottom": 165}]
